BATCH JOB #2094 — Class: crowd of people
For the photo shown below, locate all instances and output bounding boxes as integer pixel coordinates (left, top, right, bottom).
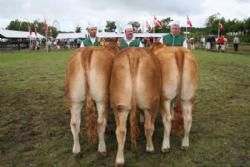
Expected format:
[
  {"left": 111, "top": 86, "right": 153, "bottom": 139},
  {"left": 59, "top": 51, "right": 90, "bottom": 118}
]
[{"left": 198, "top": 34, "right": 240, "bottom": 52}]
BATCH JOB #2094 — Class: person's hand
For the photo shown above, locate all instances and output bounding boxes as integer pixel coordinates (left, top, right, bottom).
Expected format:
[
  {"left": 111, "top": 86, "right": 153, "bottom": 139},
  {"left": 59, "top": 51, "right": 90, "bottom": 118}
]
[{"left": 117, "top": 41, "right": 121, "bottom": 47}]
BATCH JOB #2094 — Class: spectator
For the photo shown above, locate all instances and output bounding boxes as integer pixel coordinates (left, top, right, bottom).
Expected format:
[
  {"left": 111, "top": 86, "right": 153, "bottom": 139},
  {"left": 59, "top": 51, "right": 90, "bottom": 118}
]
[
  {"left": 17, "top": 38, "right": 21, "bottom": 51},
  {"left": 47, "top": 38, "right": 52, "bottom": 52},
  {"left": 190, "top": 37, "right": 195, "bottom": 50},
  {"left": 35, "top": 38, "right": 40, "bottom": 50},
  {"left": 210, "top": 35, "right": 216, "bottom": 50},
  {"left": 217, "top": 35, "right": 225, "bottom": 52},
  {"left": 160, "top": 20, "right": 187, "bottom": 48},
  {"left": 200, "top": 36, "right": 206, "bottom": 49},
  {"left": 145, "top": 37, "right": 151, "bottom": 47},
  {"left": 205, "top": 36, "right": 211, "bottom": 50},
  {"left": 233, "top": 35, "right": 240, "bottom": 52},
  {"left": 76, "top": 39, "right": 82, "bottom": 48}
]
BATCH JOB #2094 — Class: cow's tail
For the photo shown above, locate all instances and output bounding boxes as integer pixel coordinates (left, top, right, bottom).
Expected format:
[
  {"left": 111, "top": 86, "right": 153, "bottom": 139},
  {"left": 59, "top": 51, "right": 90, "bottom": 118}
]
[
  {"left": 172, "top": 50, "right": 185, "bottom": 136},
  {"left": 128, "top": 50, "right": 140, "bottom": 149},
  {"left": 82, "top": 49, "right": 98, "bottom": 143}
]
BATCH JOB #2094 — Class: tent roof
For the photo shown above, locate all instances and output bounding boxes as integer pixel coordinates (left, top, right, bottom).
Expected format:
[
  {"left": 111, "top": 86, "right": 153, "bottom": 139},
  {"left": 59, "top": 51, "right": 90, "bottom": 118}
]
[
  {"left": 56, "top": 32, "right": 86, "bottom": 39},
  {"left": 97, "top": 32, "right": 123, "bottom": 38},
  {"left": 56, "top": 32, "right": 168, "bottom": 39},
  {"left": 0, "top": 29, "right": 45, "bottom": 39},
  {"left": 134, "top": 33, "right": 167, "bottom": 38}
]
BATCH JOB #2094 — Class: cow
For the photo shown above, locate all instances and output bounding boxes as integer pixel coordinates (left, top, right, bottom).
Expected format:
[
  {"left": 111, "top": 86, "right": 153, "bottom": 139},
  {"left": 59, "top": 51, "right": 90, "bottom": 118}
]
[
  {"left": 65, "top": 45, "right": 117, "bottom": 155},
  {"left": 151, "top": 43, "right": 198, "bottom": 152},
  {"left": 110, "top": 47, "right": 162, "bottom": 166}
]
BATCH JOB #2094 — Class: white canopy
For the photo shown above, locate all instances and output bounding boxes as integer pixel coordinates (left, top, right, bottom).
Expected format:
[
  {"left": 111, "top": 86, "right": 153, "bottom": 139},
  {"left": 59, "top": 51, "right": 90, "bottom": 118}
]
[
  {"left": 56, "top": 32, "right": 168, "bottom": 39},
  {"left": 134, "top": 33, "right": 167, "bottom": 38},
  {"left": 56, "top": 32, "right": 86, "bottom": 39},
  {"left": 97, "top": 32, "right": 123, "bottom": 38},
  {"left": 0, "top": 29, "right": 45, "bottom": 39}
]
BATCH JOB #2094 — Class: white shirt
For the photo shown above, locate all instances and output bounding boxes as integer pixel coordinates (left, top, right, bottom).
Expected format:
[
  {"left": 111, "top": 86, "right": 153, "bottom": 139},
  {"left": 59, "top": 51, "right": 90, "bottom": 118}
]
[
  {"left": 124, "top": 36, "right": 143, "bottom": 47},
  {"left": 159, "top": 34, "right": 188, "bottom": 48},
  {"left": 80, "top": 37, "right": 97, "bottom": 47}
]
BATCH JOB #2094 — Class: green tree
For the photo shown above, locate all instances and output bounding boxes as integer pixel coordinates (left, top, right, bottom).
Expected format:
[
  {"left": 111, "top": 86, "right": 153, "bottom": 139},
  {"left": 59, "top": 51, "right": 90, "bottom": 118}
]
[
  {"left": 244, "top": 17, "right": 250, "bottom": 34},
  {"left": 75, "top": 26, "right": 81, "bottom": 33},
  {"left": 105, "top": 21, "right": 117, "bottom": 32},
  {"left": 6, "top": 19, "right": 58, "bottom": 38},
  {"left": 157, "top": 17, "right": 172, "bottom": 33},
  {"left": 128, "top": 21, "right": 140, "bottom": 32}
]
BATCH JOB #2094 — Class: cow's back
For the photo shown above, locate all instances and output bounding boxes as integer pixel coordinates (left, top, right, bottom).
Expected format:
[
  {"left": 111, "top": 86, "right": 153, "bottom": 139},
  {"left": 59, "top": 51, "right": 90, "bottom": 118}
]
[
  {"left": 135, "top": 48, "right": 161, "bottom": 110},
  {"left": 66, "top": 46, "right": 115, "bottom": 148},
  {"left": 66, "top": 47, "right": 115, "bottom": 102},
  {"left": 88, "top": 48, "right": 114, "bottom": 101},
  {"left": 110, "top": 47, "right": 161, "bottom": 110}
]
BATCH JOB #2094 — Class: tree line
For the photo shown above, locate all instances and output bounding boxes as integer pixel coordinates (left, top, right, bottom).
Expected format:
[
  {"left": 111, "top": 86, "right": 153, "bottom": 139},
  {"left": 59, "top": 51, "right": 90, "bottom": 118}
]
[
  {"left": 6, "top": 19, "right": 58, "bottom": 38},
  {"left": 5, "top": 15, "right": 250, "bottom": 42}
]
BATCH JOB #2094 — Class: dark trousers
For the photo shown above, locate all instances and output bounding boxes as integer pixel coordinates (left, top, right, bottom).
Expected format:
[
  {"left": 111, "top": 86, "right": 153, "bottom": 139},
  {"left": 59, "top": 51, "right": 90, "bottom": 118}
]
[{"left": 233, "top": 44, "right": 239, "bottom": 51}]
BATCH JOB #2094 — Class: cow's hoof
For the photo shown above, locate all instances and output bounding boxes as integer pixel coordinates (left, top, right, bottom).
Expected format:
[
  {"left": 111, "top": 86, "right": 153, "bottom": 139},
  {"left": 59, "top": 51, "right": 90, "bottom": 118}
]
[
  {"left": 146, "top": 149, "right": 155, "bottom": 153},
  {"left": 161, "top": 148, "right": 170, "bottom": 153},
  {"left": 73, "top": 152, "right": 82, "bottom": 159},
  {"left": 116, "top": 163, "right": 125, "bottom": 167},
  {"left": 146, "top": 147, "right": 155, "bottom": 153},
  {"left": 181, "top": 146, "right": 189, "bottom": 151},
  {"left": 98, "top": 151, "right": 107, "bottom": 156},
  {"left": 72, "top": 147, "right": 80, "bottom": 154}
]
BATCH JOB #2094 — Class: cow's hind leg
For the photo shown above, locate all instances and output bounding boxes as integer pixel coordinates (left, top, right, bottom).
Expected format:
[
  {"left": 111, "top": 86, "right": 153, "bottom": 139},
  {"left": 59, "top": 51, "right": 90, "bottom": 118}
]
[
  {"left": 68, "top": 60, "right": 86, "bottom": 154},
  {"left": 160, "top": 99, "right": 172, "bottom": 152},
  {"left": 96, "top": 101, "right": 108, "bottom": 154},
  {"left": 181, "top": 99, "right": 194, "bottom": 150},
  {"left": 181, "top": 64, "right": 197, "bottom": 150},
  {"left": 70, "top": 101, "right": 83, "bottom": 153},
  {"left": 114, "top": 107, "right": 129, "bottom": 166},
  {"left": 144, "top": 109, "right": 156, "bottom": 152}
]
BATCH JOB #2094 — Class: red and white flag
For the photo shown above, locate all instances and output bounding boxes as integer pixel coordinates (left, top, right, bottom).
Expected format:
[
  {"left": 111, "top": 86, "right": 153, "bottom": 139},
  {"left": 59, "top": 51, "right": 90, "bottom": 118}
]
[
  {"left": 44, "top": 19, "right": 48, "bottom": 34},
  {"left": 218, "top": 22, "right": 224, "bottom": 32},
  {"left": 146, "top": 21, "right": 151, "bottom": 31},
  {"left": 154, "top": 16, "right": 162, "bottom": 28},
  {"left": 49, "top": 28, "right": 52, "bottom": 37},
  {"left": 35, "top": 24, "right": 38, "bottom": 36},
  {"left": 187, "top": 16, "right": 192, "bottom": 28},
  {"left": 28, "top": 26, "right": 32, "bottom": 36}
]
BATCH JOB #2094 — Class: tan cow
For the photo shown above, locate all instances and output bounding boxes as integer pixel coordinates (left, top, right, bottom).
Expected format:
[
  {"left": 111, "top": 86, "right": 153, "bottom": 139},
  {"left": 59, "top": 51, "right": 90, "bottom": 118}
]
[
  {"left": 65, "top": 46, "right": 117, "bottom": 155},
  {"left": 151, "top": 43, "right": 198, "bottom": 152},
  {"left": 110, "top": 47, "right": 162, "bottom": 166}
]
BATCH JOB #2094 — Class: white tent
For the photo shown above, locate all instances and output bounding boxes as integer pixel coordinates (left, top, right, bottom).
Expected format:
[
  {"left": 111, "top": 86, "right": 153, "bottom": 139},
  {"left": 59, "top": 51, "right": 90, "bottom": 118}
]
[
  {"left": 134, "top": 33, "right": 167, "bottom": 38},
  {"left": 97, "top": 32, "right": 123, "bottom": 38},
  {"left": 0, "top": 29, "right": 45, "bottom": 39},
  {"left": 56, "top": 32, "right": 86, "bottom": 39},
  {"left": 56, "top": 32, "right": 168, "bottom": 39}
]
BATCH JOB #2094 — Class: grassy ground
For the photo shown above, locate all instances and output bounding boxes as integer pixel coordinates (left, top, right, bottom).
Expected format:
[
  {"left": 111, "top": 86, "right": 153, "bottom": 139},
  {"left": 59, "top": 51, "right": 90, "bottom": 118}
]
[{"left": 0, "top": 49, "right": 249, "bottom": 167}]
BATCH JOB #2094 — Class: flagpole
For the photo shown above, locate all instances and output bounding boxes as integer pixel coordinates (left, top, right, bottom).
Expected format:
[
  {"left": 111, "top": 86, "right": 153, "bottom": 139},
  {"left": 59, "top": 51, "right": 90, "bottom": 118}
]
[
  {"left": 153, "top": 26, "right": 155, "bottom": 42},
  {"left": 44, "top": 18, "right": 48, "bottom": 52},
  {"left": 185, "top": 16, "right": 188, "bottom": 39},
  {"left": 185, "top": 26, "right": 188, "bottom": 39},
  {"left": 217, "top": 27, "right": 220, "bottom": 38},
  {"left": 153, "top": 17, "right": 155, "bottom": 42}
]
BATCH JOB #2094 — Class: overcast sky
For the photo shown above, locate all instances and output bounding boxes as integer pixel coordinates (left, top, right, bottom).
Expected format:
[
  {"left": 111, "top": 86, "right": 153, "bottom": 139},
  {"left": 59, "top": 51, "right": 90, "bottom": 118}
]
[{"left": 0, "top": 0, "right": 249, "bottom": 31}]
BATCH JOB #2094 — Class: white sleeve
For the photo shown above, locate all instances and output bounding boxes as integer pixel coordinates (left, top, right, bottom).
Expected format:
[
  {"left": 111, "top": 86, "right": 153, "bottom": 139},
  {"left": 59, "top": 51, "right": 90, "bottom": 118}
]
[
  {"left": 183, "top": 39, "right": 188, "bottom": 48},
  {"left": 80, "top": 41, "right": 85, "bottom": 47},
  {"left": 159, "top": 37, "right": 163, "bottom": 43},
  {"left": 139, "top": 41, "right": 144, "bottom": 47}
]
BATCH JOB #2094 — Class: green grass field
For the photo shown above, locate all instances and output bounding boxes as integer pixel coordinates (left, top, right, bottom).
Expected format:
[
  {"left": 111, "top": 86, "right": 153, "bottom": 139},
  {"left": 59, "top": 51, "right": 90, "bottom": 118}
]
[{"left": 0, "top": 49, "right": 249, "bottom": 167}]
